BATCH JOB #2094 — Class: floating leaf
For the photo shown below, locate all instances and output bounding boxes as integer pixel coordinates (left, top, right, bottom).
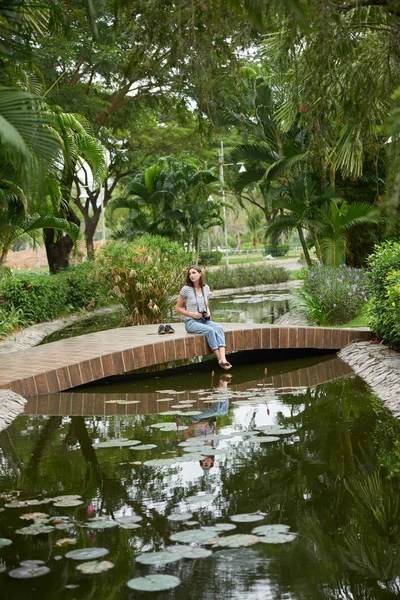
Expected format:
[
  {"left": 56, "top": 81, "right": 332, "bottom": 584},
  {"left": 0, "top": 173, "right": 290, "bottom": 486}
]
[
  {"left": 200, "top": 448, "right": 226, "bottom": 456},
  {"left": 127, "top": 574, "right": 181, "bottom": 591},
  {"left": 16, "top": 524, "right": 54, "bottom": 535},
  {"left": 251, "top": 524, "right": 297, "bottom": 543},
  {"left": 136, "top": 551, "right": 182, "bottom": 566},
  {"left": 158, "top": 411, "right": 183, "bottom": 416},
  {"left": 171, "top": 404, "right": 193, "bottom": 409},
  {"left": 9, "top": 566, "right": 50, "bottom": 579},
  {"left": 129, "top": 444, "right": 157, "bottom": 451},
  {"left": 115, "top": 515, "right": 142, "bottom": 528},
  {"left": 170, "top": 529, "right": 217, "bottom": 544},
  {"left": 51, "top": 495, "right": 81, "bottom": 502},
  {"left": 53, "top": 499, "right": 83, "bottom": 508},
  {"left": 167, "top": 545, "right": 212, "bottom": 559},
  {"left": 256, "top": 426, "right": 297, "bottom": 435},
  {"left": 185, "top": 494, "right": 215, "bottom": 504},
  {"left": 179, "top": 410, "right": 203, "bottom": 416},
  {"left": 213, "top": 534, "right": 260, "bottom": 548},
  {"left": 19, "top": 560, "right": 45, "bottom": 567},
  {"left": 84, "top": 520, "right": 118, "bottom": 530},
  {"left": 66, "top": 548, "right": 109, "bottom": 561},
  {"left": 143, "top": 458, "right": 178, "bottom": 467},
  {"left": 76, "top": 560, "right": 114, "bottom": 574},
  {"left": 202, "top": 523, "right": 237, "bottom": 533},
  {"left": 0, "top": 538, "right": 12, "bottom": 547},
  {"left": 20, "top": 512, "right": 48, "bottom": 521},
  {"left": 230, "top": 513, "right": 264, "bottom": 523},
  {"left": 167, "top": 512, "right": 193, "bottom": 522},
  {"left": 93, "top": 439, "right": 141, "bottom": 448},
  {"left": 177, "top": 453, "right": 205, "bottom": 462},
  {"left": 54, "top": 538, "right": 78, "bottom": 547},
  {"left": 5, "top": 499, "right": 51, "bottom": 508},
  {"left": 246, "top": 436, "right": 280, "bottom": 443}
]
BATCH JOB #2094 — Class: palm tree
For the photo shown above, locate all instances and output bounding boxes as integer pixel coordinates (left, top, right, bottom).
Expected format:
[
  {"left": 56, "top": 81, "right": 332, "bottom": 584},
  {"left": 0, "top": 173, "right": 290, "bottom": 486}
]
[
  {"left": 314, "top": 200, "right": 379, "bottom": 267},
  {"left": 265, "top": 175, "right": 337, "bottom": 267}
]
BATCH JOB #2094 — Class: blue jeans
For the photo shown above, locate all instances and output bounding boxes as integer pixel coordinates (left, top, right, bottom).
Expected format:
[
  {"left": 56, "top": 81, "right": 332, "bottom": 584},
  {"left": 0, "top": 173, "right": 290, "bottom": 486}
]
[{"left": 185, "top": 318, "right": 226, "bottom": 351}]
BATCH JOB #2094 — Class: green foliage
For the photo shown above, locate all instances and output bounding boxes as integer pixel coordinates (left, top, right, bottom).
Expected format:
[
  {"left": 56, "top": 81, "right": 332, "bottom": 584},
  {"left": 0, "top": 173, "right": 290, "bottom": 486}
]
[
  {"left": 367, "top": 241, "right": 400, "bottom": 349},
  {"left": 0, "top": 273, "right": 69, "bottom": 323},
  {"left": 198, "top": 250, "right": 222, "bottom": 266},
  {"left": 0, "top": 303, "right": 27, "bottom": 339},
  {"left": 63, "top": 262, "right": 108, "bottom": 310},
  {"left": 96, "top": 235, "right": 194, "bottom": 325},
  {"left": 0, "top": 263, "right": 108, "bottom": 325},
  {"left": 299, "top": 265, "right": 370, "bottom": 325},
  {"left": 265, "top": 243, "right": 290, "bottom": 257},
  {"left": 205, "top": 264, "right": 290, "bottom": 290}
]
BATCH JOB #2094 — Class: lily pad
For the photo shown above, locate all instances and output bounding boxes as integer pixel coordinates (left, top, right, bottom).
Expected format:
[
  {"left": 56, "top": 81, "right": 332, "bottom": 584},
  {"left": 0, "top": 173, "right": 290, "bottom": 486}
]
[
  {"left": 246, "top": 435, "right": 280, "bottom": 443},
  {"left": 20, "top": 512, "right": 48, "bottom": 520},
  {"left": 136, "top": 551, "right": 182, "bottom": 566},
  {"left": 54, "top": 538, "right": 78, "bottom": 547},
  {"left": 5, "top": 499, "right": 51, "bottom": 508},
  {"left": 143, "top": 458, "right": 178, "bottom": 467},
  {"left": 180, "top": 410, "right": 203, "bottom": 416},
  {"left": 66, "top": 548, "right": 109, "bottom": 561},
  {"left": 252, "top": 524, "right": 297, "bottom": 543},
  {"left": 256, "top": 426, "right": 297, "bottom": 435},
  {"left": 185, "top": 494, "right": 215, "bottom": 504},
  {"left": 166, "top": 545, "right": 212, "bottom": 559},
  {"left": 93, "top": 439, "right": 141, "bottom": 448},
  {"left": 84, "top": 520, "right": 118, "bottom": 530},
  {"left": 53, "top": 499, "right": 84, "bottom": 508},
  {"left": 76, "top": 560, "right": 114, "bottom": 574},
  {"left": 171, "top": 404, "right": 193, "bottom": 409},
  {"left": 167, "top": 512, "right": 193, "bottom": 522},
  {"left": 19, "top": 560, "right": 45, "bottom": 567},
  {"left": 9, "top": 566, "right": 50, "bottom": 579},
  {"left": 115, "top": 515, "right": 142, "bottom": 527},
  {"left": 169, "top": 529, "right": 217, "bottom": 544},
  {"left": 158, "top": 411, "right": 183, "bottom": 416},
  {"left": 200, "top": 448, "right": 226, "bottom": 456},
  {"left": 16, "top": 524, "right": 54, "bottom": 535},
  {"left": 213, "top": 534, "right": 260, "bottom": 548},
  {"left": 129, "top": 444, "right": 157, "bottom": 451},
  {"left": 202, "top": 523, "right": 237, "bottom": 533},
  {"left": 51, "top": 494, "right": 81, "bottom": 502},
  {"left": 230, "top": 513, "right": 264, "bottom": 523},
  {"left": 127, "top": 574, "right": 181, "bottom": 592},
  {"left": 177, "top": 453, "right": 205, "bottom": 462},
  {"left": 0, "top": 538, "right": 12, "bottom": 547}
]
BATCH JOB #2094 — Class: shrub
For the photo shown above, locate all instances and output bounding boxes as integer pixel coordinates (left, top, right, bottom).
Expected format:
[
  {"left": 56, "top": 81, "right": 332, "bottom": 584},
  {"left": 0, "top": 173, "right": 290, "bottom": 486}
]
[
  {"left": 0, "top": 273, "right": 69, "bottom": 323},
  {"left": 298, "top": 265, "right": 370, "bottom": 325},
  {"left": 205, "top": 264, "right": 291, "bottom": 289},
  {"left": 198, "top": 250, "right": 223, "bottom": 266},
  {"left": 367, "top": 241, "right": 400, "bottom": 348},
  {"left": 96, "top": 235, "right": 194, "bottom": 324},
  {"left": 265, "top": 243, "right": 290, "bottom": 257},
  {"left": 63, "top": 262, "right": 109, "bottom": 309}
]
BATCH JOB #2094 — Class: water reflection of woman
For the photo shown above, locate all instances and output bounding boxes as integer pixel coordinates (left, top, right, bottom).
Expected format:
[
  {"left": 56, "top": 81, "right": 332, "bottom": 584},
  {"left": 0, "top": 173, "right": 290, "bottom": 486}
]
[{"left": 185, "top": 374, "right": 231, "bottom": 471}]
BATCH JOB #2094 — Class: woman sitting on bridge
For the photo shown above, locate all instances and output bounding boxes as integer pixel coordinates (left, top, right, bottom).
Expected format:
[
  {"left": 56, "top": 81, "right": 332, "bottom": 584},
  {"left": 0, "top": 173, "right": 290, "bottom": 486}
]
[{"left": 175, "top": 265, "right": 232, "bottom": 370}]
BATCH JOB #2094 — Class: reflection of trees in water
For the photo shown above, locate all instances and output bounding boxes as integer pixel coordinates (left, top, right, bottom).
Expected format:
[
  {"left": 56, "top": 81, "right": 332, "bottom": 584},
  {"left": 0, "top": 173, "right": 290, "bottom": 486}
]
[{"left": 2, "top": 378, "right": 400, "bottom": 599}]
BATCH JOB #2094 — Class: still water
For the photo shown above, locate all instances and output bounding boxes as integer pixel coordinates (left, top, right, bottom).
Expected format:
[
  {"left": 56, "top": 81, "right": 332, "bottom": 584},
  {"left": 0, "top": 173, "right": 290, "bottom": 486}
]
[{"left": 1, "top": 355, "right": 400, "bottom": 599}]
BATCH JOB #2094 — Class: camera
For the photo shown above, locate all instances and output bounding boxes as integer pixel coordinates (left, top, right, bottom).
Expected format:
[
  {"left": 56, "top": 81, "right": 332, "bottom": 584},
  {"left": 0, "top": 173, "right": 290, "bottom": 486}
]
[{"left": 201, "top": 311, "right": 210, "bottom": 320}]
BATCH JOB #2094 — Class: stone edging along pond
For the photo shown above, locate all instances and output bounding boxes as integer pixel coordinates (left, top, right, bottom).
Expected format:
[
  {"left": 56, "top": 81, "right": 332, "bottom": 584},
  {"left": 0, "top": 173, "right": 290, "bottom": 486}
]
[{"left": 338, "top": 341, "right": 400, "bottom": 416}]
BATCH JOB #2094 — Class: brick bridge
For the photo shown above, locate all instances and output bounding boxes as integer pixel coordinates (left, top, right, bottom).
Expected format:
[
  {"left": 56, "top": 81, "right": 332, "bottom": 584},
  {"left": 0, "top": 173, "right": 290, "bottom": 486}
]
[{"left": 0, "top": 323, "right": 372, "bottom": 398}]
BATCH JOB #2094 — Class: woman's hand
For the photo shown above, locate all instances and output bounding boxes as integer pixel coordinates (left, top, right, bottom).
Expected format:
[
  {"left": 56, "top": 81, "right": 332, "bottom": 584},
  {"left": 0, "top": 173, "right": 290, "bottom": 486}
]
[{"left": 192, "top": 312, "right": 203, "bottom": 319}]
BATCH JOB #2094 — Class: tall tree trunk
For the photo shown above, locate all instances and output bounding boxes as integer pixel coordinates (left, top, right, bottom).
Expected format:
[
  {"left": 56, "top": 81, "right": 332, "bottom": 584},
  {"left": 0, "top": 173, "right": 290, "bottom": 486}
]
[
  {"left": 44, "top": 206, "right": 80, "bottom": 273},
  {"left": 297, "top": 224, "right": 313, "bottom": 268}
]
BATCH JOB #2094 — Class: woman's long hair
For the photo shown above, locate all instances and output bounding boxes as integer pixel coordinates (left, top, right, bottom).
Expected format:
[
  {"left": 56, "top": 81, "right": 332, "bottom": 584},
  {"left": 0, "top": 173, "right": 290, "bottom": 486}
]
[{"left": 185, "top": 265, "right": 206, "bottom": 287}]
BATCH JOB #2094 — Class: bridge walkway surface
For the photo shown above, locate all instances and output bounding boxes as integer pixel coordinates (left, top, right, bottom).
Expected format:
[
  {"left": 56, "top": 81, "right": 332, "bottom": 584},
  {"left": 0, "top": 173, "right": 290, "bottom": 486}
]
[{"left": 0, "top": 323, "right": 372, "bottom": 397}]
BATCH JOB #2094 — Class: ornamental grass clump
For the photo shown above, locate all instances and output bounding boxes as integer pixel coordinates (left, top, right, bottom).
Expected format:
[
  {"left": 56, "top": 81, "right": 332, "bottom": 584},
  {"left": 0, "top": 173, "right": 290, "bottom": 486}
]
[
  {"left": 205, "top": 264, "right": 290, "bottom": 290},
  {"left": 96, "top": 235, "right": 193, "bottom": 325},
  {"left": 298, "top": 265, "right": 370, "bottom": 325}
]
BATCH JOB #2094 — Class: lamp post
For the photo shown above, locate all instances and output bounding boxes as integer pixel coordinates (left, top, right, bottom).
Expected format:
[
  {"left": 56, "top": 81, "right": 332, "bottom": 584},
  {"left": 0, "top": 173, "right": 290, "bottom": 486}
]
[
  {"left": 218, "top": 141, "right": 246, "bottom": 267},
  {"left": 218, "top": 141, "right": 230, "bottom": 266}
]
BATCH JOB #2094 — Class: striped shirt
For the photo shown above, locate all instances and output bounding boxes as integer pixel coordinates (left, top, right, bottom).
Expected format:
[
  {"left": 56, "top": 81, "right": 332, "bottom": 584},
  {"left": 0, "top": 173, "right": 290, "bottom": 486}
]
[{"left": 179, "top": 285, "right": 210, "bottom": 321}]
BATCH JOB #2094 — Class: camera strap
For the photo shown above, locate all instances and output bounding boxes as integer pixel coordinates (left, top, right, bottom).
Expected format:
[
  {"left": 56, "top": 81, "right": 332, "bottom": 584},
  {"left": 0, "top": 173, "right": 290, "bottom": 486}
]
[{"left": 193, "top": 287, "right": 208, "bottom": 314}]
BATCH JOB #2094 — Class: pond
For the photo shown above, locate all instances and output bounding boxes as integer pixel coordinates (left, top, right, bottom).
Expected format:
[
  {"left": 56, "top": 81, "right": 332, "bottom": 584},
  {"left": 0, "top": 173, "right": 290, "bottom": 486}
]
[
  {"left": 1, "top": 353, "right": 400, "bottom": 599},
  {"left": 40, "top": 290, "right": 292, "bottom": 344}
]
